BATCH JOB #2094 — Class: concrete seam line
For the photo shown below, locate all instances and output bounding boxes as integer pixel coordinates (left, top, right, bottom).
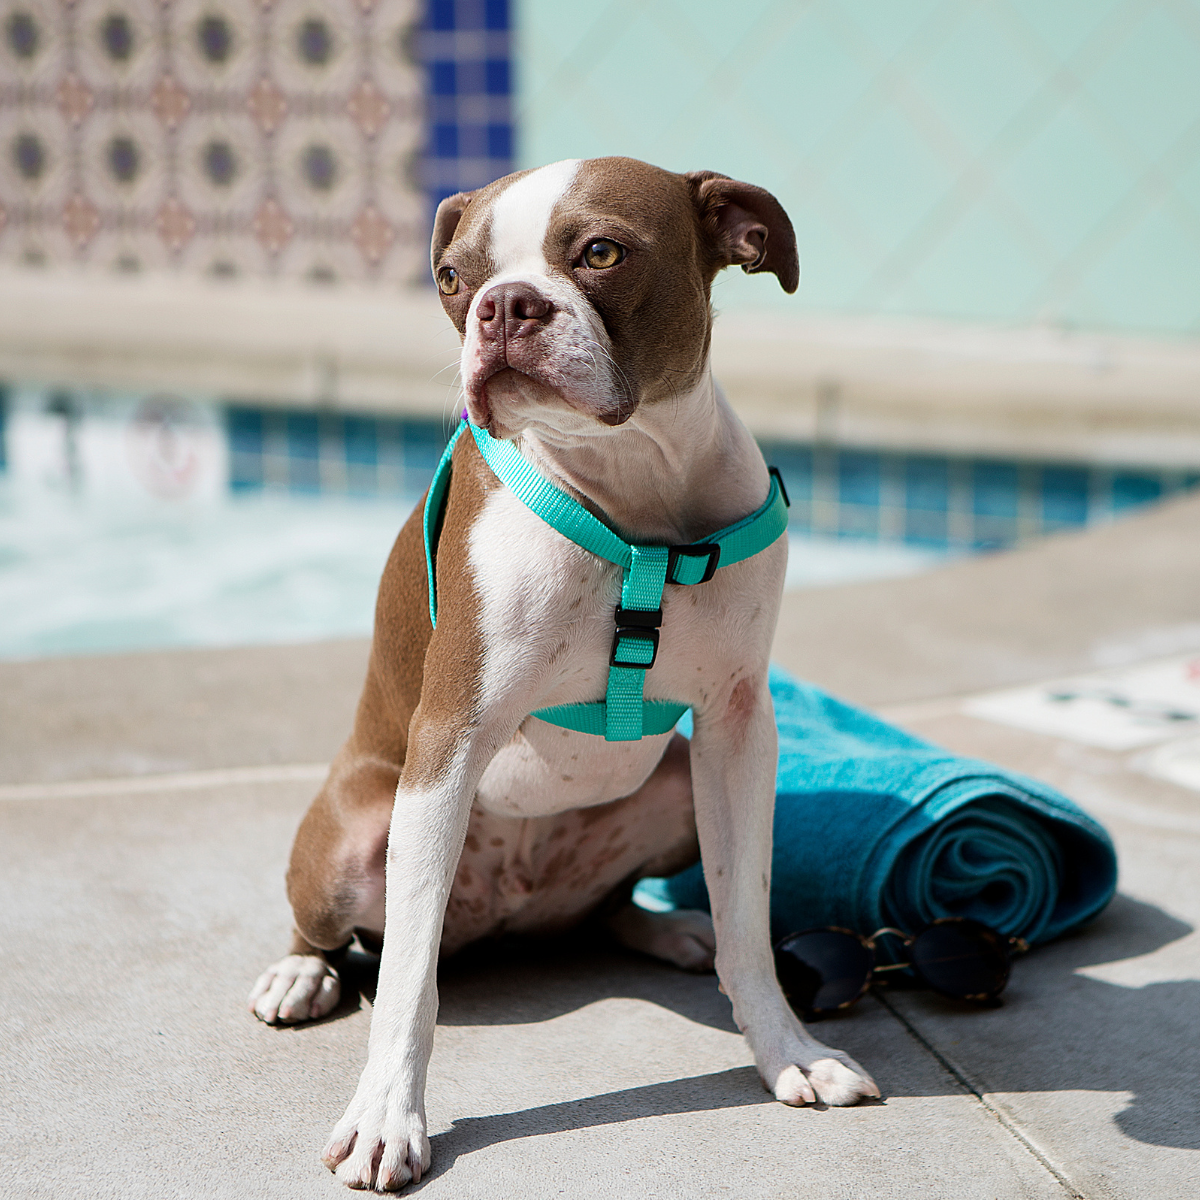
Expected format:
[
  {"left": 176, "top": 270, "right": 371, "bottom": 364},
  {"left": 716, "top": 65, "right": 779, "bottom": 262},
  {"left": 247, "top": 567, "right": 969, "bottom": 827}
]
[
  {"left": 873, "top": 990, "right": 1086, "bottom": 1200},
  {"left": 0, "top": 763, "right": 331, "bottom": 803}
]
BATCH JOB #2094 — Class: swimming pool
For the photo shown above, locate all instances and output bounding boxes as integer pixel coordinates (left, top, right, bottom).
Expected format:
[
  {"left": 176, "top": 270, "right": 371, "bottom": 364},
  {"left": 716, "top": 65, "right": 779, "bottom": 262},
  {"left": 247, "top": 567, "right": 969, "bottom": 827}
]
[{"left": 2, "top": 385, "right": 1194, "bottom": 661}]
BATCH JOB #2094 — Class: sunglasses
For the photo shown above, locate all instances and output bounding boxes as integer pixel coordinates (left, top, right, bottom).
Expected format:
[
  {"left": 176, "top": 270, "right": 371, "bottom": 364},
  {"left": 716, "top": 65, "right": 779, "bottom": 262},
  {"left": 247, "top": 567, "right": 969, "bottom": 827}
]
[{"left": 773, "top": 918, "right": 1028, "bottom": 1016}]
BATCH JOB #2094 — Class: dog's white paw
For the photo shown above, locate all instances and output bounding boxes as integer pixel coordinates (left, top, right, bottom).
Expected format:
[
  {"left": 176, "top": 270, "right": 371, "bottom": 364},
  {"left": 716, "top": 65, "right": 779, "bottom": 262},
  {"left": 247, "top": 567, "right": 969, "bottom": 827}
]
[
  {"left": 323, "top": 1081, "right": 431, "bottom": 1192},
  {"left": 767, "top": 1048, "right": 880, "bottom": 1107},
  {"left": 248, "top": 954, "right": 340, "bottom": 1024},
  {"left": 607, "top": 904, "right": 716, "bottom": 971}
]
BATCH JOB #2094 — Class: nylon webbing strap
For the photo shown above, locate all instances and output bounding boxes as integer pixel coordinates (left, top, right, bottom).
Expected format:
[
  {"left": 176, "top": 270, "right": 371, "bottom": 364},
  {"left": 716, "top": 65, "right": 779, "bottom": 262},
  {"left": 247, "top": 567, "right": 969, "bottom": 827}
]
[
  {"left": 425, "top": 420, "right": 789, "bottom": 741},
  {"left": 468, "top": 422, "right": 789, "bottom": 579},
  {"left": 531, "top": 699, "right": 689, "bottom": 737},
  {"left": 424, "top": 422, "right": 467, "bottom": 629},
  {"left": 598, "top": 544, "right": 668, "bottom": 739},
  {"left": 468, "top": 424, "right": 634, "bottom": 569}
]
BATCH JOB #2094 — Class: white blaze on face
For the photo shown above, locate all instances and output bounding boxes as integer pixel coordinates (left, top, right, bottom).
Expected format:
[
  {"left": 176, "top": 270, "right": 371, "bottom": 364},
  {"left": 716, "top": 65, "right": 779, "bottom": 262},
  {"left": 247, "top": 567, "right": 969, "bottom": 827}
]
[{"left": 487, "top": 158, "right": 580, "bottom": 280}]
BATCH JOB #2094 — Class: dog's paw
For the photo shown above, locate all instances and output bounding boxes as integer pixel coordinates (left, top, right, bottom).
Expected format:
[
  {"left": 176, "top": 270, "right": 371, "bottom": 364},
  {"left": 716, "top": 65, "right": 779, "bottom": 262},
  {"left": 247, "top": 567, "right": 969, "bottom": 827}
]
[
  {"left": 607, "top": 904, "right": 716, "bottom": 971},
  {"left": 766, "top": 1046, "right": 880, "bottom": 1107},
  {"left": 322, "top": 1084, "right": 431, "bottom": 1192},
  {"left": 248, "top": 954, "right": 340, "bottom": 1024}
]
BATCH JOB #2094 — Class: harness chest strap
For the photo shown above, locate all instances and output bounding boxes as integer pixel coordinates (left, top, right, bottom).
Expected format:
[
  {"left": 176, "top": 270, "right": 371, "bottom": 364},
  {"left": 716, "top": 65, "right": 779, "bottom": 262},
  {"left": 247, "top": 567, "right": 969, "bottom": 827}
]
[{"left": 424, "top": 419, "right": 789, "bottom": 742}]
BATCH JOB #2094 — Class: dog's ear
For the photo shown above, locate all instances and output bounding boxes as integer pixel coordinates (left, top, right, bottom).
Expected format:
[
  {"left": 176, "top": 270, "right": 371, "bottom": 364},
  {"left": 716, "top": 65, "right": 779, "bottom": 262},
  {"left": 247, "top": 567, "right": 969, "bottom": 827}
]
[
  {"left": 430, "top": 189, "right": 477, "bottom": 269},
  {"left": 685, "top": 171, "right": 799, "bottom": 294}
]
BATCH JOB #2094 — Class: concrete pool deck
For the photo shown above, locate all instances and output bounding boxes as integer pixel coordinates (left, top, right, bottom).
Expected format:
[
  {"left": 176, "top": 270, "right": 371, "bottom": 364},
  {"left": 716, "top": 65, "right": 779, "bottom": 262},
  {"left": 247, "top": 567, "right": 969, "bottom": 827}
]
[{"left": 4, "top": 493, "right": 1200, "bottom": 1199}]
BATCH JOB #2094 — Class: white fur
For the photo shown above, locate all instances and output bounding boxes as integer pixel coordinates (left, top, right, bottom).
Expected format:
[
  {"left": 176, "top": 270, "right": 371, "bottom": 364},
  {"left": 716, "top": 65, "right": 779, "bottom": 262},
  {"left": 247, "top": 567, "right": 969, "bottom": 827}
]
[
  {"left": 489, "top": 158, "right": 579, "bottom": 275},
  {"left": 248, "top": 955, "right": 340, "bottom": 1024}
]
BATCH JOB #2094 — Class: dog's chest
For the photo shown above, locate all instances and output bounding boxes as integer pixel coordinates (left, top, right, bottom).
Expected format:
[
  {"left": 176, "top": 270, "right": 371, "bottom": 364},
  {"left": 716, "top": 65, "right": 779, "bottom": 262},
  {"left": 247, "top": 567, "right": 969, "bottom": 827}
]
[{"left": 465, "top": 484, "right": 722, "bottom": 818}]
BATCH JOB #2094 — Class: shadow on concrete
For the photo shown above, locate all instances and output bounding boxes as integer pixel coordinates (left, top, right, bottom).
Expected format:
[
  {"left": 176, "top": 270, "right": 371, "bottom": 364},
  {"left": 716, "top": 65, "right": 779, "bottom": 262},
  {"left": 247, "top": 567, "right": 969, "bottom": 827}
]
[
  {"left": 874, "top": 893, "right": 1199, "bottom": 1152},
  {"left": 417, "top": 1066, "right": 770, "bottom": 1189},
  {"left": 324, "top": 892, "right": 1196, "bottom": 1153}
]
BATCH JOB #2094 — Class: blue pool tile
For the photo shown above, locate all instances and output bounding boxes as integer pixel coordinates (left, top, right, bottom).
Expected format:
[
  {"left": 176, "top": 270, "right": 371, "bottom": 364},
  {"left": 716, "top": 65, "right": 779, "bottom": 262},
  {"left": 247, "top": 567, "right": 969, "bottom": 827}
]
[
  {"left": 973, "top": 460, "right": 1019, "bottom": 517},
  {"left": 905, "top": 507, "right": 949, "bottom": 546},
  {"left": 344, "top": 417, "right": 378, "bottom": 466},
  {"left": 906, "top": 457, "right": 949, "bottom": 512},
  {"left": 972, "top": 514, "right": 1018, "bottom": 551},
  {"left": 1041, "top": 465, "right": 1090, "bottom": 527},
  {"left": 1111, "top": 472, "right": 1163, "bottom": 512},
  {"left": 377, "top": 419, "right": 405, "bottom": 452},
  {"left": 838, "top": 450, "right": 881, "bottom": 508},
  {"left": 227, "top": 407, "right": 264, "bottom": 491},
  {"left": 760, "top": 443, "right": 813, "bottom": 502},
  {"left": 485, "top": 0, "right": 508, "bottom": 31},
  {"left": 285, "top": 413, "right": 320, "bottom": 492},
  {"left": 286, "top": 413, "right": 319, "bottom": 457},
  {"left": 839, "top": 505, "right": 879, "bottom": 539},
  {"left": 401, "top": 420, "right": 447, "bottom": 489},
  {"left": 215, "top": 405, "right": 1194, "bottom": 550},
  {"left": 229, "top": 463, "right": 263, "bottom": 492},
  {"left": 227, "top": 407, "right": 263, "bottom": 454}
]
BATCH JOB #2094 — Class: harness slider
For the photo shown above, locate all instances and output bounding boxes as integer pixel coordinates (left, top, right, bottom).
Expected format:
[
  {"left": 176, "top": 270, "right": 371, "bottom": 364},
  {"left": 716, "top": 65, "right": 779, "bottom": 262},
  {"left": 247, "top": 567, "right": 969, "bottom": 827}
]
[
  {"left": 768, "top": 466, "right": 791, "bottom": 508},
  {"left": 611, "top": 625, "right": 660, "bottom": 670},
  {"left": 667, "top": 542, "right": 720, "bottom": 585}
]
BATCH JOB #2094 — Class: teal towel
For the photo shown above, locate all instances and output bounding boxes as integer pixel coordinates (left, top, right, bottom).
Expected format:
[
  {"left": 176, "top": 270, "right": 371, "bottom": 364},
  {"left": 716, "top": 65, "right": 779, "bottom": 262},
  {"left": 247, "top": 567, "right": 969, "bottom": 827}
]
[{"left": 633, "top": 666, "right": 1117, "bottom": 945}]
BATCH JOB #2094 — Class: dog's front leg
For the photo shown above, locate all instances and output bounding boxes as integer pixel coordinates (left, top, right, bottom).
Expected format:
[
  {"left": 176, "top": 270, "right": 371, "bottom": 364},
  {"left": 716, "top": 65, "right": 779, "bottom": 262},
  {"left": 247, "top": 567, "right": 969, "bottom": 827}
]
[
  {"left": 320, "top": 711, "right": 498, "bottom": 1191},
  {"left": 690, "top": 670, "right": 880, "bottom": 1108}
]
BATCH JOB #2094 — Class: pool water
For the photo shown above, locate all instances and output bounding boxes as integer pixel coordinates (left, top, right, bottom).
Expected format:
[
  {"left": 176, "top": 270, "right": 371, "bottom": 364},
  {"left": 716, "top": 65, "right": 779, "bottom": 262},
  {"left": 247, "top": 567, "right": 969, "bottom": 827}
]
[{"left": 0, "top": 479, "right": 950, "bottom": 661}]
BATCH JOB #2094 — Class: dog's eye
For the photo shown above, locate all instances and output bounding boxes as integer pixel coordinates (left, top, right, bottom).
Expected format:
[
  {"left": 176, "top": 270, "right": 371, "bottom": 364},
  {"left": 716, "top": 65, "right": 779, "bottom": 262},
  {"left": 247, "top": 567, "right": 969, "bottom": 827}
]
[
  {"left": 436, "top": 266, "right": 460, "bottom": 295},
  {"left": 581, "top": 239, "right": 625, "bottom": 270}
]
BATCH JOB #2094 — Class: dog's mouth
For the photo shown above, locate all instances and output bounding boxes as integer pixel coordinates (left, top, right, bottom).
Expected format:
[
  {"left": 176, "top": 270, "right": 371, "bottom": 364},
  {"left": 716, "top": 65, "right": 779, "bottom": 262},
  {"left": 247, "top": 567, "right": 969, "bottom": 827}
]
[
  {"left": 465, "top": 367, "right": 558, "bottom": 433},
  {"left": 465, "top": 366, "right": 631, "bottom": 435}
]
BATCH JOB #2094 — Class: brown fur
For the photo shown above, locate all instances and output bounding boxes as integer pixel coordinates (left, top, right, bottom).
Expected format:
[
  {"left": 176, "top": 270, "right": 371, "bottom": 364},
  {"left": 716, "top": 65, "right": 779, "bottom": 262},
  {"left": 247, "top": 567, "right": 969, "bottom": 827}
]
[{"left": 284, "top": 432, "right": 494, "bottom": 953}]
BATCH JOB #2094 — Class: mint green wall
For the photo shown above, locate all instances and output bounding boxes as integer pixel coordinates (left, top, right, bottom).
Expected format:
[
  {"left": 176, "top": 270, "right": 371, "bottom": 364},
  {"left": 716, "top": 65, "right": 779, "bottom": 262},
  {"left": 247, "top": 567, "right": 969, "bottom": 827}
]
[{"left": 515, "top": 0, "right": 1200, "bottom": 335}]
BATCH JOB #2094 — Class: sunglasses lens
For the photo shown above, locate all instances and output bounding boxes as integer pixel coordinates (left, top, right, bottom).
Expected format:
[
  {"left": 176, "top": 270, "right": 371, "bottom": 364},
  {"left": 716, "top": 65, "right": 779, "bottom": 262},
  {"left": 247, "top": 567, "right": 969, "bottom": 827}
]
[
  {"left": 774, "top": 930, "right": 872, "bottom": 1013},
  {"left": 911, "top": 920, "right": 1010, "bottom": 1001}
]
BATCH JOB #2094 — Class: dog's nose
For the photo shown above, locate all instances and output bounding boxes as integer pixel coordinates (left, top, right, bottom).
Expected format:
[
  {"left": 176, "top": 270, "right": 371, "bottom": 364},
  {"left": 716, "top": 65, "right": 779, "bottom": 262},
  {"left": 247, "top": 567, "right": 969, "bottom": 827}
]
[{"left": 475, "top": 283, "right": 554, "bottom": 341}]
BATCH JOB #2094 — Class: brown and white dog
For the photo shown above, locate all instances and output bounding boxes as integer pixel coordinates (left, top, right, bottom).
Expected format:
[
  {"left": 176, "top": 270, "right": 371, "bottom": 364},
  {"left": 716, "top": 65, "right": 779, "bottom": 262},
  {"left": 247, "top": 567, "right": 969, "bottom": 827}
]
[{"left": 249, "top": 156, "right": 879, "bottom": 1192}]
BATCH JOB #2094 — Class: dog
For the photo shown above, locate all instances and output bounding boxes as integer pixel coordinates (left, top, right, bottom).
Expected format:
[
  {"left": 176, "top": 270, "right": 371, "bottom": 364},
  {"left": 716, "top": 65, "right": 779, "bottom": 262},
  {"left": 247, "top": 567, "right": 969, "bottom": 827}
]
[{"left": 249, "top": 156, "right": 879, "bottom": 1192}]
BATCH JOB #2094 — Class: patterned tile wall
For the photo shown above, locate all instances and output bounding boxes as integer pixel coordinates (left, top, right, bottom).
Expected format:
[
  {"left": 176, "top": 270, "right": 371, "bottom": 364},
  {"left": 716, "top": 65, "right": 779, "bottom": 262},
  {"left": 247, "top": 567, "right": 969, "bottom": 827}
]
[
  {"left": 517, "top": 0, "right": 1200, "bottom": 335},
  {"left": 0, "top": 0, "right": 432, "bottom": 283}
]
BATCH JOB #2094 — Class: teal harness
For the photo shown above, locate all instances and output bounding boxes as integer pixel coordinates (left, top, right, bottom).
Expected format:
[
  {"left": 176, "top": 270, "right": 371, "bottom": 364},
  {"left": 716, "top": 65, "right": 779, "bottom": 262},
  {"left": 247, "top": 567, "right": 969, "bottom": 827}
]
[{"left": 424, "top": 419, "right": 789, "bottom": 742}]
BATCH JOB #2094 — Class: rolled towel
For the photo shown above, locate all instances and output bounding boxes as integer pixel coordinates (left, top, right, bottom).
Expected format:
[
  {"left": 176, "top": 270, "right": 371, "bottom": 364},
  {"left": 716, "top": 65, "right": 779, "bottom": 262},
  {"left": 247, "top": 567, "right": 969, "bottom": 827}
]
[{"left": 633, "top": 666, "right": 1117, "bottom": 946}]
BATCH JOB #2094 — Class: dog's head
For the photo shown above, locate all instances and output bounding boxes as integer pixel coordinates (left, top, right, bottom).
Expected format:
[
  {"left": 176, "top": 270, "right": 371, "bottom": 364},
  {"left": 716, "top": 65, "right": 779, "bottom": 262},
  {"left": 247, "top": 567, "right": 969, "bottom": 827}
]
[{"left": 431, "top": 157, "right": 797, "bottom": 439}]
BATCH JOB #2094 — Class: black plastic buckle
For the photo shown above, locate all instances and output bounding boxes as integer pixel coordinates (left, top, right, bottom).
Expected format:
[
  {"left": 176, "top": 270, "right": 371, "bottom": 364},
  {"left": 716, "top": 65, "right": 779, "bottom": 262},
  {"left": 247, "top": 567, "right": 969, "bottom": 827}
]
[
  {"left": 768, "top": 466, "right": 790, "bottom": 507},
  {"left": 611, "top": 625, "right": 659, "bottom": 670},
  {"left": 667, "top": 542, "right": 720, "bottom": 585},
  {"left": 614, "top": 605, "right": 662, "bottom": 629}
]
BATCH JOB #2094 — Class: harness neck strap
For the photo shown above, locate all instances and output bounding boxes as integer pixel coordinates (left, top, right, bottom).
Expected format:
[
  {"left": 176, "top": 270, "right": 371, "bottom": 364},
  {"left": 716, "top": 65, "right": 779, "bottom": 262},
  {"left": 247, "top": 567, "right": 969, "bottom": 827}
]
[{"left": 426, "top": 419, "right": 789, "bottom": 741}]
